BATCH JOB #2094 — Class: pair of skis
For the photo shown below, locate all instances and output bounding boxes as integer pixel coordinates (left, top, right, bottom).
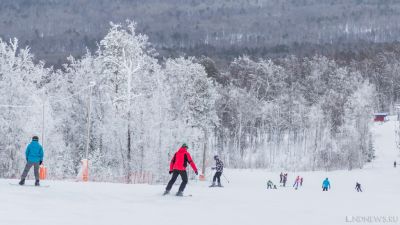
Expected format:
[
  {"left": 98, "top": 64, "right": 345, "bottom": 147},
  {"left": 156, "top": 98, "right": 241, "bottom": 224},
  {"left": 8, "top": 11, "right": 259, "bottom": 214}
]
[
  {"left": 209, "top": 185, "right": 224, "bottom": 188},
  {"left": 162, "top": 192, "right": 192, "bottom": 197}
]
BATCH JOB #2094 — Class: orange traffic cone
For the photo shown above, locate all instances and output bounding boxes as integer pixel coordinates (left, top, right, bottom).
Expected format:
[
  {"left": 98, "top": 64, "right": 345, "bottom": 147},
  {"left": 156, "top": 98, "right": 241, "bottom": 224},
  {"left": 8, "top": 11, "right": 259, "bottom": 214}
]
[
  {"left": 82, "top": 159, "right": 89, "bottom": 182},
  {"left": 199, "top": 174, "right": 206, "bottom": 181},
  {"left": 39, "top": 165, "right": 47, "bottom": 180}
]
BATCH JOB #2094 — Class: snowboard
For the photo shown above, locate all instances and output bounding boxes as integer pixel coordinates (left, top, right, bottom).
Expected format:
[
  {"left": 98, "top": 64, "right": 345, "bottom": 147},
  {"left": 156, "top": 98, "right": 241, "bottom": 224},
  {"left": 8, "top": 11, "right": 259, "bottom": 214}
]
[{"left": 9, "top": 183, "right": 50, "bottom": 188}]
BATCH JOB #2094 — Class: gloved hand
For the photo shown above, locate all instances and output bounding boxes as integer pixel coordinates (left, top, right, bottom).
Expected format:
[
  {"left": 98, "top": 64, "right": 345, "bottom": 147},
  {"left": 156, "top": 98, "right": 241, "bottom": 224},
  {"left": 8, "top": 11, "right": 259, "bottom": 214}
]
[
  {"left": 169, "top": 171, "right": 172, "bottom": 175},
  {"left": 39, "top": 161, "right": 43, "bottom": 165},
  {"left": 195, "top": 171, "right": 198, "bottom": 175},
  {"left": 211, "top": 167, "right": 216, "bottom": 170}
]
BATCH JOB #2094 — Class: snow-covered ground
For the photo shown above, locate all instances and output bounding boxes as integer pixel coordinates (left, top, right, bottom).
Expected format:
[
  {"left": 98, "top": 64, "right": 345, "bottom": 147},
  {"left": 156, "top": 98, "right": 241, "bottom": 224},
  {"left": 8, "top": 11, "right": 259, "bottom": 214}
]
[{"left": 1, "top": 118, "right": 399, "bottom": 225}]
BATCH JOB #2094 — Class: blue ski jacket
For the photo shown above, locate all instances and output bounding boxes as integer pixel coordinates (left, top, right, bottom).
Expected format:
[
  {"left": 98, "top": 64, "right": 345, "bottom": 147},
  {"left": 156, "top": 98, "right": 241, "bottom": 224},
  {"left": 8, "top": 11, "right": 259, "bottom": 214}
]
[
  {"left": 25, "top": 140, "right": 44, "bottom": 163},
  {"left": 322, "top": 179, "right": 330, "bottom": 188}
]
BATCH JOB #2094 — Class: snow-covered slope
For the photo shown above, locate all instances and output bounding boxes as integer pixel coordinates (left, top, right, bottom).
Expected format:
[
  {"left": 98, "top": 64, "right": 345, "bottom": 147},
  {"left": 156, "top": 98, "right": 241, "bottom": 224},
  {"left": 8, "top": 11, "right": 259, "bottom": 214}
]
[
  {"left": 370, "top": 117, "right": 399, "bottom": 169},
  {"left": 1, "top": 118, "right": 399, "bottom": 225}
]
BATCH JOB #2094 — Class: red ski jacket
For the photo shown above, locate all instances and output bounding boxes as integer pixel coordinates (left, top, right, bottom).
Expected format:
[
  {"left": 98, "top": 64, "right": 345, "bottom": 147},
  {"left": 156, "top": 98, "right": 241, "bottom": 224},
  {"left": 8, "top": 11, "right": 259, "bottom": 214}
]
[{"left": 169, "top": 147, "right": 198, "bottom": 173}]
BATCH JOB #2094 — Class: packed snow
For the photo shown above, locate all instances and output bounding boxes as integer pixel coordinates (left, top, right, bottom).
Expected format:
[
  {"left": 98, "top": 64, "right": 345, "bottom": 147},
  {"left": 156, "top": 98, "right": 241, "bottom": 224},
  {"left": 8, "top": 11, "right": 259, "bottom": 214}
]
[{"left": 0, "top": 118, "right": 399, "bottom": 225}]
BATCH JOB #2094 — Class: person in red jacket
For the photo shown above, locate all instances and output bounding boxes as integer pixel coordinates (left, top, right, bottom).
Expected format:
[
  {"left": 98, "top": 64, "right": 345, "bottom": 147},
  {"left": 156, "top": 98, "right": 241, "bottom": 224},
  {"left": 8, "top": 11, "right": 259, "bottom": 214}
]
[{"left": 164, "top": 143, "right": 198, "bottom": 196}]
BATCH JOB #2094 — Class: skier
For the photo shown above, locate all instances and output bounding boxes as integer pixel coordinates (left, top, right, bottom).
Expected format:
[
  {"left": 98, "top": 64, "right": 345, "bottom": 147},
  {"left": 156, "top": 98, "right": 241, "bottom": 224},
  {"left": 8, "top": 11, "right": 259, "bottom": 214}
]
[
  {"left": 293, "top": 176, "right": 300, "bottom": 190},
  {"left": 322, "top": 178, "right": 331, "bottom": 191},
  {"left": 394, "top": 161, "right": 397, "bottom": 168},
  {"left": 279, "top": 172, "right": 283, "bottom": 183},
  {"left": 282, "top": 173, "right": 288, "bottom": 187},
  {"left": 355, "top": 182, "right": 362, "bottom": 192},
  {"left": 210, "top": 155, "right": 224, "bottom": 187},
  {"left": 164, "top": 144, "right": 198, "bottom": 196},
  {"left": 300, "top": 177, "right": 304, "bottom": 186},
  {"left": 19, "top": 136, "right": 44, "bottom": 186},
  {"left": 267, "top": 180, "right": 277, "bottom": 189}
]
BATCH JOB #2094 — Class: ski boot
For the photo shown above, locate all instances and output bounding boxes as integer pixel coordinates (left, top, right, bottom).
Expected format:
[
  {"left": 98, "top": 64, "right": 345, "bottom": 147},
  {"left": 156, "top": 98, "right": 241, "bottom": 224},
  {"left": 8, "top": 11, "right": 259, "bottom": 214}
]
[
  {"left": 35, "top": 180, "right": 40, "bottom": 186},
  {"left": 19, "top": 179, "right": 25, "bottom": 186},
  {"left": 217, "top": 182, "right": 223, "bottom": 187},
  {"left": 163, "top": 190, "right": 170, "bottom": 196},
  {"left": 176, "top": 191, "right": 183, "bottom": 197},
  {"left": 209, "top": 182, "right": 216, "bottom": 187}
]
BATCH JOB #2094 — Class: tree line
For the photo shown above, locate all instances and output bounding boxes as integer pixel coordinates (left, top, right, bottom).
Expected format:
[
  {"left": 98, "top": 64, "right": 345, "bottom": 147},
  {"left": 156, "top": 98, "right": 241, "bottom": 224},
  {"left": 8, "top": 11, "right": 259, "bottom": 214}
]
[{"left": 0, "top": 21, "right": 392, "bottom": 183}]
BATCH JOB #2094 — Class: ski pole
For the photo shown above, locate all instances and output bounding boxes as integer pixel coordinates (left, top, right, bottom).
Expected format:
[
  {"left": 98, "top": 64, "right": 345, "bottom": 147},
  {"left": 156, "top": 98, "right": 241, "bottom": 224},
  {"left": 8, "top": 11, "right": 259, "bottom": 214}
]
[
  {"left": 207, "top": 169, "right": 214, "bottom": 177},
  {"left": 222, "top": 173, "right": 230, "bottom": 183}
]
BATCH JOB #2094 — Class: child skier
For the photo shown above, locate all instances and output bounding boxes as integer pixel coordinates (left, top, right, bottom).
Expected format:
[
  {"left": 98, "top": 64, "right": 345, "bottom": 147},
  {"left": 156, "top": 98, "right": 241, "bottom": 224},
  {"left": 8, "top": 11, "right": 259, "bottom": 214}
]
[
  {"left": 300, "top": 177, "right": 304, "bottom": 186},
  {"left": 322, "top": 178, "right": 331, "bottom": 191},
  {"left": 19, "top": 136, "right": 44, "bottom": 186},
  {"left": 210, "top": 155, "right": 224, "bottom": 187},
  {"left": 164, "top": 144, "right": 198, "bottom": 196},
  {"left": 355, "top": 182, "right": 362, "bottom": 192},
  {"left": 267, "top": 180, "right": 277, "bottom": 189},
  {"left": 293, "top": 176, "right": 301, "bottom": 190},
  {"left": 394, "top": 161, "right": 397, "bottom": 168},
  {"left": 279, "top": 172, "right": 283, "bottom": 183}
]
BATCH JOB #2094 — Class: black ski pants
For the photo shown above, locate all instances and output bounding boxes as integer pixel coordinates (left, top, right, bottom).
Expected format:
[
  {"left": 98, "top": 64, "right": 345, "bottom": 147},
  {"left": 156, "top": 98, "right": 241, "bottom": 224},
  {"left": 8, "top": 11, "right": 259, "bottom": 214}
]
[
  {"left": 213, "top": 171, "right": 222, "bottom": 183},
  {"left": 166, "top": 170, "right": 188, "bottom": 192}
]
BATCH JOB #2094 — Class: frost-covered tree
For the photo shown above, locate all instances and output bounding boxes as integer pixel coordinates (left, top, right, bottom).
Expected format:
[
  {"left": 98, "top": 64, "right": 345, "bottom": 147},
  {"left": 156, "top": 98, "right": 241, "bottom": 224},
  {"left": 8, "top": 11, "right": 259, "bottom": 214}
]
[
  {"left": 0, "top": 38, "right": 63, "bottom": 178},
  {"left": 164, "top": 57, "right": 218, "bottom": 174},
  {"left": 0, "top": 21, "right": 382, "bottom": 182}
]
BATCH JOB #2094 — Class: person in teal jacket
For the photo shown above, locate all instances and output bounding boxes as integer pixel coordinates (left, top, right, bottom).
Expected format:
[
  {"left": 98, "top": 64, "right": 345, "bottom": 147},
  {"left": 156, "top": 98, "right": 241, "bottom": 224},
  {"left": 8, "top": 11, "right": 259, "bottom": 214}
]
[
  {"left": 19, "top": 136, "right": 44, "bottom": 186},
  {"left": 322, "top": 178, "right": 331, "bottom": 191}
]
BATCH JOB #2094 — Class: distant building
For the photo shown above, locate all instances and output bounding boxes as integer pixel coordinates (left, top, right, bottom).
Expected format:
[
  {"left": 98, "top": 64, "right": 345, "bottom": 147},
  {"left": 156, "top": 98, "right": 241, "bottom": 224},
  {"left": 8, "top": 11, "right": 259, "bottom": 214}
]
[{"left": 374, "top": 113, "right": 388, "bottom": 122}]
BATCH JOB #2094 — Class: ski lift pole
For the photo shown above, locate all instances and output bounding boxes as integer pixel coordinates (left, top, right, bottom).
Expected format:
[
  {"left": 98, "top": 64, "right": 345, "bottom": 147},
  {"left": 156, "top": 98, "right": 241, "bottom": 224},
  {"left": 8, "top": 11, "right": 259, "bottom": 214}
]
[
  {"left": 83, "top": 81, "right": 95, "bottom": 182},
  {"left": 41, "top": 99, "right": 45, "bottom": 149}
]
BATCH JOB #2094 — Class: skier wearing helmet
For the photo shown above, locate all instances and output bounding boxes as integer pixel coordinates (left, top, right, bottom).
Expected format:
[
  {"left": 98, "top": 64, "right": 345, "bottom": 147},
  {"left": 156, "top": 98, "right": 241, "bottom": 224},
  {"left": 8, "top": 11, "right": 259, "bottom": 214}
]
[
  {"left": 164, "top": 143, "right": 198, "bottom": 196},
  {"left": 210, "top": 155, "right": 224, "bottom": 187}
]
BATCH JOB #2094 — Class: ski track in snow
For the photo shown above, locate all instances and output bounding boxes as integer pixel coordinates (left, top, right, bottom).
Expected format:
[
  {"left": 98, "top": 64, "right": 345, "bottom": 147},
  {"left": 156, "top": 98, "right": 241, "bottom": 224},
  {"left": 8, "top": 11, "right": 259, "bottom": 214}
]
[{"left": 1, "top": 118, "right": 400, "bottom": 225}]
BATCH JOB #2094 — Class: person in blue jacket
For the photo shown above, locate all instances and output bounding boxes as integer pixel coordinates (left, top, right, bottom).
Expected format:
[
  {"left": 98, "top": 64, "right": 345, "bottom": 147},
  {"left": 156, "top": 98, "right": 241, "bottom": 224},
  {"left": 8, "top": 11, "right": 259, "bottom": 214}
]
[
  {"left": 19, "top": 136, "right": 44, "bottom": 186},
  {"left": 322, "top": 178, "right": 331, "bottom": 191}
]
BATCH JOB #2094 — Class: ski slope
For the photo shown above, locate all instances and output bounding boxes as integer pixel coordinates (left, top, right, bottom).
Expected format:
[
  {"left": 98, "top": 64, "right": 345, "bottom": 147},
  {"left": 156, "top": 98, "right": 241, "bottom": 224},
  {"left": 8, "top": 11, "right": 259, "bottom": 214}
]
[{"left": 1, "top": 118, "right": 399, "bottom": 225}]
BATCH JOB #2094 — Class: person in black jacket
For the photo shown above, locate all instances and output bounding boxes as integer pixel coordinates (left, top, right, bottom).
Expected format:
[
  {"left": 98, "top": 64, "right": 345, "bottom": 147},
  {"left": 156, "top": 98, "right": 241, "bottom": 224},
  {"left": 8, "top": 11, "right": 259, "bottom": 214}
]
[
  {"left": 282, "top": 173, "right": 288, "bottom": 187},
  {"left": 210, "top": 155, "right": 224, "bottom": 187},
  {"left": 355, "top": 182, "right": 362, "bottom": 192}
]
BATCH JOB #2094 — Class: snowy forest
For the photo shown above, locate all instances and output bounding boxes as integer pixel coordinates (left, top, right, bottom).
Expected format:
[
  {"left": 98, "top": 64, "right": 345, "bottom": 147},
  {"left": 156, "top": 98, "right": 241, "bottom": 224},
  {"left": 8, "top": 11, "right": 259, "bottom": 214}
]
[
  {"left": 1, "top": 19, "right": 394, "bottom": 183},
  {"left": 2, "top": 0, "right": 400, "bottom": 65}
]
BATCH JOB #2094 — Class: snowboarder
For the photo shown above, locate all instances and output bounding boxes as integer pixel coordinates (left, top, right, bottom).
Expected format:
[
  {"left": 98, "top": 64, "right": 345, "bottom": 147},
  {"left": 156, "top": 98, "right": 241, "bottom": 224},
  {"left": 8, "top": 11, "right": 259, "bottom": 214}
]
[
  {"left": 282, "top": 173, "right": 288, "bottom": 187},
  {"left": 19, "top": 136, "right": 44, "bottom": 186},
  {"left": 210, "top": 155, "right": 224, "bottom": 187},
  {"left": 164, "top": 143, "right": 198, "bottom": 196},
  {"left": 300, "top": 177, "right": 304, "bottom": 186},
  {"left": 322, "top": 178, "right": 331, "bottom": 191},
  {"left": 267, "top": 180, "right": 277, "bottom": 189},
  {"left": 355, "top": 182, "right": 362, "bottom": 192},
  {"left": 293, "top": 176, "right": 301, "bottom": 190},
  {"left": 394, "top": 161, "right": 397, "bottom": 168},
  {"left": 279, "top": 172, "right": 283, "bottom": 183}
]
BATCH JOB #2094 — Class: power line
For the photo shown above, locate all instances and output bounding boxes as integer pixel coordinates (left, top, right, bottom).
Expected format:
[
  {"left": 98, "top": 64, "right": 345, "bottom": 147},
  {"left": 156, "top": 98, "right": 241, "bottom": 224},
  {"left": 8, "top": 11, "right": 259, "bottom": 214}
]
[
  {"left": 0, "top": 104, "right": 35, "bottom": 108},
  {"left": 48, "top": 84, "right": 94, "bottom": 104}
]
